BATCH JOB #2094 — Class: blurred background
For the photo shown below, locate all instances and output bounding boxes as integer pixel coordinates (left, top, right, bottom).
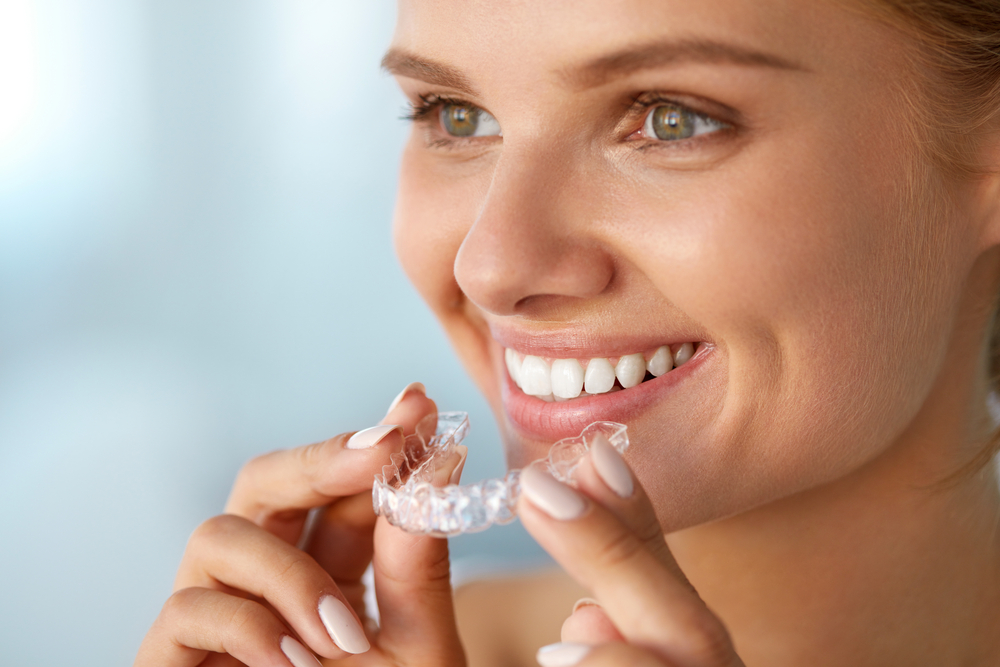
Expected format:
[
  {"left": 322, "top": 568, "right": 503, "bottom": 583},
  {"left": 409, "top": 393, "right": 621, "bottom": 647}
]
[{"left": 0, "top": 1, "right": 548, "bottom": 663}]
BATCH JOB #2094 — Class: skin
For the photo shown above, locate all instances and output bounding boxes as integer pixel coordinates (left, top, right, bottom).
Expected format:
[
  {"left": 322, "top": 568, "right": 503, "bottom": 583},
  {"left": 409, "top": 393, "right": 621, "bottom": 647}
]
[
  {"left": 137, "top": 1, "right": 1000, "bottom": 666},
  {"left": 389, "top": 0, "right": 1000, "bottom": 663}
]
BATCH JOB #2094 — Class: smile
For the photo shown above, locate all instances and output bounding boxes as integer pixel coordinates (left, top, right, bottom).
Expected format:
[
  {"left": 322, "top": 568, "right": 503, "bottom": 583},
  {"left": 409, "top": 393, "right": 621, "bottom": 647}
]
[{"left": 504, "top": 343, "right": 700, "bottom": 401}]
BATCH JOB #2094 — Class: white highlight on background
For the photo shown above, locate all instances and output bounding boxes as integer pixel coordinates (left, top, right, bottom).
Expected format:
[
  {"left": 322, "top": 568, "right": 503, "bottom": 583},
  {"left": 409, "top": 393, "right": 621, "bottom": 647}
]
[{"left": 0, "top": 0, "right": 38, "bottom": 149}]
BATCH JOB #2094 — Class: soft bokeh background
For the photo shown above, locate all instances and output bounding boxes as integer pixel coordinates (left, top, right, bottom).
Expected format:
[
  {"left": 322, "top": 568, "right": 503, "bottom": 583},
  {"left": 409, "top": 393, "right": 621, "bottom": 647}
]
[{"left": 0, "top": 1, "right": 548, "bottom": 663}]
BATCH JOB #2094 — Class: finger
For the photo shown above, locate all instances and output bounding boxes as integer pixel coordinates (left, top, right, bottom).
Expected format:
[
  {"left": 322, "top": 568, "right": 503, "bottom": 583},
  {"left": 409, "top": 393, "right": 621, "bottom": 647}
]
[
  {"left": 380, "top": 381, "right": 435, "bottom": 430},
  {"left": 225, "top": 425, "right": 403, "bottom": 542},
  {"left": 304, "top": 382, "right": 438, "bottom": 552},
  {"left": 370, "top": 518, "right": 464, "bottom": 666},
  {"left": 572, "top": 435, "right": 692, "bottom": 588},
  {"left": 537, "top": 641, "right": 673, "bottom": 667},
  {"left": 560, "top": 600, "right": 624, "bottom": 645},
  {"left": 301, "top": 384, "right": 439, "bottom": 589},
  {"left": 176, "top": 514, "right": 370, "bottom": 659},
  {"left": 518, "top": 457, "right": 741, "bottom": 667},
  {"left": 135, "top": 587, "right": 322, "bottom": 667},
  {"left": 369, "top": 395, "right": 465, "bottom": 667}
]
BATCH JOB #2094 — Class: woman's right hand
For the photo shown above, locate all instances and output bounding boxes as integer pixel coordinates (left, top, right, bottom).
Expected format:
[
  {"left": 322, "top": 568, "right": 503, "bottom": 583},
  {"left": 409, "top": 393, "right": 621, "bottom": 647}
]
[{"left": 135, "top": 384, "right": 467, "bottom": 667}]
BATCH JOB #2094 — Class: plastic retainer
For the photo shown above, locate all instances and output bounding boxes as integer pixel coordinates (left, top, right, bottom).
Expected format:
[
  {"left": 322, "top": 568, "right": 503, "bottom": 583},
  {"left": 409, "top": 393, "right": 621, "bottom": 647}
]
[{"left": 372, "top": 411, "right": 629, "bottom": 537}]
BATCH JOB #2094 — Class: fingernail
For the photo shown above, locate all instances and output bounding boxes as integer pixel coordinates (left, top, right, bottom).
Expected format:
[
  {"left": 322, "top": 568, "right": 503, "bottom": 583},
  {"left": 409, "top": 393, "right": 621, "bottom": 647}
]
[
  {"left": 536, "top": 642, "right": 592, "bottom": 666},
  {"left": 589, "top": 433, "right": 634, "bottom": 498},
  {"left": 571, "top": 597, "right": 601, "bottom": 613},
  {"left": 280, "top": 635, "right": 323, "bottom": 667},
  {"left": 449, "top": 445, "right": 468, "bottom": 485},
  {"left": 346, "top": 424, "right": 400, "bottom": 450},
  {"left": 385, "top": 381, "right": 426, "bottom": 416},
  {"left": 318, "top": 595, "right": 370, "bottom": 654},
  {"left": 521, "top": 464, "right": 586, "bottom": 520}
]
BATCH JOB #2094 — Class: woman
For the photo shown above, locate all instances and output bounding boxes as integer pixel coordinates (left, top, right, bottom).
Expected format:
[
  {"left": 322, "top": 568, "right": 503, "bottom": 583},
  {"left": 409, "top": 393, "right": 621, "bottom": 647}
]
[{"left": 136, "top": 1, "right": 1000, "bottom": 665}]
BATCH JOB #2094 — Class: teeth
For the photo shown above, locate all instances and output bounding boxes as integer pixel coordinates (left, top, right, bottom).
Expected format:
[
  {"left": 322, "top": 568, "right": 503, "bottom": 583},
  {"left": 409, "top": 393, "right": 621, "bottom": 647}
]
[
  {"left": 673, "top": 342, "right": 694, "bottom": 367},
  {"left": 615, "top": 353, "right": 646, "bottom": 389},
  {"left": 584, "top": 358, "right": 616, "bottom": 394},
  {"left": 504, "top": 348, "right": 522, "bottom": 387},
  {"left": 647, "top": 345, "right": 672, "bottom": 377},
  {"left": 506, "top": 343, "right": 699, "bottom": 401},
  {"left": 551, "top": 358, "right": 585, "bottom": 399},
  {"left": 520, "top": 355, "right": 553, "bottom": 396}
]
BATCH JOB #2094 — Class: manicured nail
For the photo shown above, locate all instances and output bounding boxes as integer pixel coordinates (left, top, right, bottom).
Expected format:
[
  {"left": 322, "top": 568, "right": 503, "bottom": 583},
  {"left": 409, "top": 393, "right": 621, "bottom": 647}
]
[
  {"left": 449, "top": 445, "right": 468, "bottom": 485},
  {"left": 521, "top": 464, "right": 586, "bottom": 520},
  {"left": 318, "top": 595, "right": 370, "bottom": 654},
  {"left": 536, "top": 642, "right": 592, "bottom": 666},
  {"left": 385, "top": 381, "right": 426, "bottom": 416},
  {"left": 589, "top": 433, "right": 634, "bottom": 498},
  {"left": 346, "top": 424, "right": 400, "bottom": 450},
  {"left": 571, "top": 597, "right": 601, "bottom": 613},
  {"left": 280, "top": 635, "right": 323, "bottom": 667}
]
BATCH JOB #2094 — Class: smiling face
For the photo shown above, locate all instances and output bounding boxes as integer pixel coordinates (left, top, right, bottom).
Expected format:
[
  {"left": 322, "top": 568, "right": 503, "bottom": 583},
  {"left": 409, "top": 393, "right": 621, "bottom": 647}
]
[{"left": 387, "top": 0, "right": 989, "bottom": 529}]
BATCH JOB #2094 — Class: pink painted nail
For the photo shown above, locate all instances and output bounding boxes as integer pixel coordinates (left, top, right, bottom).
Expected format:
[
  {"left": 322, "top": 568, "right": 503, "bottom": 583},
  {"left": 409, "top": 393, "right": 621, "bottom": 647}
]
[
  {"left": 346, "top": 424, "right": 400, "bottom": 450},
  {"left": 589, "top": 433, "right": 634, "bottom": 498},
  {"left": 385, "top": 381, "right": 426, "bottom": 416},
  {"left": 280, "top": 635, "right": 322, "bottom": 667},
  {"left": 571, "top": 597, "right": 601, "bottom": 613},
  {"left": 318, "top": 595, "right": 370, "bottom": 654},
  {"left": 536, "top": 642, "right": 592, "bottom": 666},
  {"left": 449, "top": 445, "right": 468, "bottom": 485},
  {"left": 521, "top": 464, "right": 586, "bottom": 520}
]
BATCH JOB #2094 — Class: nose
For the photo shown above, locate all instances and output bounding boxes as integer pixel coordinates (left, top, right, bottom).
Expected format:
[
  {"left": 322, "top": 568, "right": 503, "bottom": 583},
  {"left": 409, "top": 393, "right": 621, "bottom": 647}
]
[{"left": 453, "top": 148, "right": 615, "bottom": 317}]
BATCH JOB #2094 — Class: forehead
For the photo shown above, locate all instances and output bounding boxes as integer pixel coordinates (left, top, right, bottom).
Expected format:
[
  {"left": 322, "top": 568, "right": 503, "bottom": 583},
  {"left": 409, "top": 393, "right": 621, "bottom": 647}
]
[{"left": 391, "top": 0, "right": 864, "bottom": 85}]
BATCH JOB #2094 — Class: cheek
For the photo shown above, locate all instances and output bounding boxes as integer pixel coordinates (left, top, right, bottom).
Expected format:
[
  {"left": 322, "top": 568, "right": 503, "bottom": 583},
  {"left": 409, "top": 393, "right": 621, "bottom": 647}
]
[
  {"left": 612, "top": 130, "right": 964, "bottom": 524},
  {"left": 393, "top": 141, "right": 481, "bottom": 315},
  {"left": 393, "top": 139, "right": 502, "bottom": 399}
]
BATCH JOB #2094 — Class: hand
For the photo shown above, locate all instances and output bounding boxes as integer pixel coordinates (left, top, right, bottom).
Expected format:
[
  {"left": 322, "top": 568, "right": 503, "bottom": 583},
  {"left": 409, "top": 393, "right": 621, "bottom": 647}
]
[
  {"left": 517, "top": 435, "right": 744, "bottom": 667},
  {"left": 135, "top": 384, "right": 467, "bottom": 667}
]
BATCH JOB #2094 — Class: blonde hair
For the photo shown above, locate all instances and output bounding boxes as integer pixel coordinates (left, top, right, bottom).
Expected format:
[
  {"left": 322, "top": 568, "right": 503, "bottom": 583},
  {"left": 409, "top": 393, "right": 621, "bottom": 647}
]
[{"left": 858, "top": 0, "right": 1000, "bottom": 473}]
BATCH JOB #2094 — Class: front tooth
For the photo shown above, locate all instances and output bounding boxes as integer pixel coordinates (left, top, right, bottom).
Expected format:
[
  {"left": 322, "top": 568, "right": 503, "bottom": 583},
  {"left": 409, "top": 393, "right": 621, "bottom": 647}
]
[
  {"left": 646, "top": 346, "right": 672, "bottom": 377},
  {"left": 520, "top": 355, "right": 552, "bottom": 396},
  {"left": 616, "top": 353, "right": 646, "bottom": 388},
  {"left": 505, "top": 348, "right": 523, "bottom": 387},
  {"left": 584, "top": 358, "right": 616, "bottom": 394},
  {"left": 551, "top": 358, "right": 584, "bottom": 399},
  {"left": 673, "top": 342, "right": 695, "bottom": 367}
]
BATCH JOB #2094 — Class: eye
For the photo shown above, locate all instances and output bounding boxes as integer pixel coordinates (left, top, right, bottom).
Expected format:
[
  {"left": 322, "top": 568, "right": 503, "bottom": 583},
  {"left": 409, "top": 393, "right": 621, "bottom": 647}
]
[
  {"left": 641, "top": 103, "right": 725, "bottom": 141},
  {"left": 440, "top": 103, "right": 502, "bottom": 138}
]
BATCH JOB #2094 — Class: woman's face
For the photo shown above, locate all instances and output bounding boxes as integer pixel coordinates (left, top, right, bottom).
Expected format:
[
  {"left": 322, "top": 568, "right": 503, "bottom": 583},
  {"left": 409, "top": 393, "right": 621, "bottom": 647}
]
[{"left": 388, "top": 0, "right": 982, "bottom": 529}]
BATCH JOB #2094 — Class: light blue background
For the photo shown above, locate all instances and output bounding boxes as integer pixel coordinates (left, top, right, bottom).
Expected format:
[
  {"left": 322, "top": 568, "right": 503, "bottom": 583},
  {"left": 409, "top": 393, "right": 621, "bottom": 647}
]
[{"left": 0, "top": 2, "right": 547, "bottom": 664}]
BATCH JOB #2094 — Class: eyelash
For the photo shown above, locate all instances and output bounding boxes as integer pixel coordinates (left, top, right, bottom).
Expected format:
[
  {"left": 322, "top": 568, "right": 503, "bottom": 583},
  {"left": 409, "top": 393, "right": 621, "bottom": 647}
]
[
  {"left": 401, "top": 93, "right": 459, "bottom": 123},
  {"left": 402, "top": 92, "right": 730, "bottom": 148}
]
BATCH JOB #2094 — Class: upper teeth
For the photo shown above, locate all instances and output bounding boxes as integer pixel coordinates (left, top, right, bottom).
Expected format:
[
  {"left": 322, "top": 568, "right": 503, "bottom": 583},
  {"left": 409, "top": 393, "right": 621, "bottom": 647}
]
[{"left": 505, "top": 343, "right": 696, "bottom": 399}]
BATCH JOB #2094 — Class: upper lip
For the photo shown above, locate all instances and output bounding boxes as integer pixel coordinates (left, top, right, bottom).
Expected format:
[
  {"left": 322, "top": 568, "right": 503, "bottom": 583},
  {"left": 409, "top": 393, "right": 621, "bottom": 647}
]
[{"left": 489, "top": 321, "right": 708, "bottom": 359}]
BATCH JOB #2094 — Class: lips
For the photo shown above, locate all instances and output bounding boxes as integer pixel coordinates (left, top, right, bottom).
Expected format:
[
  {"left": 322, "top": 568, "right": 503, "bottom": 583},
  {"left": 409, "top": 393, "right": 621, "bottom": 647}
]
[{"left": 499, "top": 340, "right": 711, "bottom": 441}]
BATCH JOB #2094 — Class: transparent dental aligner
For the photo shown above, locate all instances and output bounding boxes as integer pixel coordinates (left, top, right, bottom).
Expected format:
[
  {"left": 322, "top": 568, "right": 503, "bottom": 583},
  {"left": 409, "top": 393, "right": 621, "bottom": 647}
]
[{"left": 372, "top": 411, "right": 629, "bottom": 537}]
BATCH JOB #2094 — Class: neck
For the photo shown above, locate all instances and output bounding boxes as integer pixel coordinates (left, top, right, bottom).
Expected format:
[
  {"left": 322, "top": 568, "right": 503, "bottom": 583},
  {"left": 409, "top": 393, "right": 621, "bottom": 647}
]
[{"left": 668, "top": 279, "right": 1000, "bottom": 666}]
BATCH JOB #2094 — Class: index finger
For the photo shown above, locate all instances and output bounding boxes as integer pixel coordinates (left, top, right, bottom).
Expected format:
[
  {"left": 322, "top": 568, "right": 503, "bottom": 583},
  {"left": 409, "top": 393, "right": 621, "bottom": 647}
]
[
  {"left": 517, "top": 446, "right": 741, "bottom": 667},
  {"left": 225, "top": 426, "right": 405, "bottom": 541}
]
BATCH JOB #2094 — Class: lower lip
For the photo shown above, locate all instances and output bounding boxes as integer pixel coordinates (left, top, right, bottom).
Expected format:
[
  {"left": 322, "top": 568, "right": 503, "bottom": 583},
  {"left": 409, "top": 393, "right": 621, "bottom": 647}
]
[{"left": 501, "top": 346, "right": 713, "bottom": 441}]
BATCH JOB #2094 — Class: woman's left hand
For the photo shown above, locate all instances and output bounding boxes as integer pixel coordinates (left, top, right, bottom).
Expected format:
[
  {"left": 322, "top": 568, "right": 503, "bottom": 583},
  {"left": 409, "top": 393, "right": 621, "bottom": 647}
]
[{"left": 517, "top": 435, "right": 745, "bottom": 667}]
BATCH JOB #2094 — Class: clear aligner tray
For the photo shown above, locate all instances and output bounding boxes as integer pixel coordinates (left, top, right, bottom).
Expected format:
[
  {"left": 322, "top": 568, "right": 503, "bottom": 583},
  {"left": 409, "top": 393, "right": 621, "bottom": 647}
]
[{"left": 372, "top": 411, "right": 629, "bottom": 537}]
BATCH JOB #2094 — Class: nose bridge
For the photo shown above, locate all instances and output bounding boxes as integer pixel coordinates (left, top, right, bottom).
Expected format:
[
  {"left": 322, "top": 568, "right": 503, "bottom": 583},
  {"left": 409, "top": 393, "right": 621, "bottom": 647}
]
[{"left": 454, "top": 143, "right": 614, "bottom": 316}]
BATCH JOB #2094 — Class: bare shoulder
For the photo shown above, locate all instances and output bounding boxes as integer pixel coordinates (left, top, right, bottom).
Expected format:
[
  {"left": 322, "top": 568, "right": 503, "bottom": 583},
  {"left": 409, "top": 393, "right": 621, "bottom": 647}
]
[{"left": 454, "top": 567, "right": 588, "bottom": 667}]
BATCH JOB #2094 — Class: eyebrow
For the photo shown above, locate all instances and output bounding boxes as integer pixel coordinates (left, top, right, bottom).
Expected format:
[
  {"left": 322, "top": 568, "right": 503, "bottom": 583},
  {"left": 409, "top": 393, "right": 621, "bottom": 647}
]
[
  {"left": 564, "top": 38, "right": 808, "bottom": 89},
  {"left": 381, "top": 38, "right": 806, "bottom": 95},
  {"left": 381, "top": 49, "right": 478, "bottom": 96}
]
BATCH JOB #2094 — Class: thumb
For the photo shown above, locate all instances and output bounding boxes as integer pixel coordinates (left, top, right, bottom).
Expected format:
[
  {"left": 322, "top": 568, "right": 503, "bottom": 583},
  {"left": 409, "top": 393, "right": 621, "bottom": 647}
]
[
  {"left": 370, "top": 419, "right": 466, "bottom": 666},
  {"left": 371, "top": 519, "right": 464, "bottom": 666}
]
